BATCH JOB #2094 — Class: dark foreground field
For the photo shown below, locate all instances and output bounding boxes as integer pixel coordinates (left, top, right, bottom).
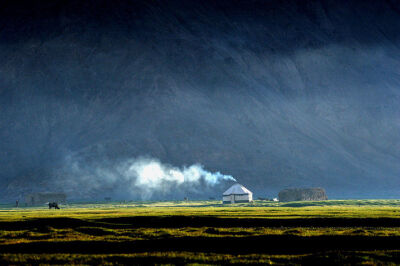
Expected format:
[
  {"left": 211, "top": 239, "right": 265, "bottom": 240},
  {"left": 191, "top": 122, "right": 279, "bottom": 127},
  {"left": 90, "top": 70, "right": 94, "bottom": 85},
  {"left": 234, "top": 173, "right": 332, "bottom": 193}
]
[{"left": 1, "top": 200, "right": 400, "bottom": 264}]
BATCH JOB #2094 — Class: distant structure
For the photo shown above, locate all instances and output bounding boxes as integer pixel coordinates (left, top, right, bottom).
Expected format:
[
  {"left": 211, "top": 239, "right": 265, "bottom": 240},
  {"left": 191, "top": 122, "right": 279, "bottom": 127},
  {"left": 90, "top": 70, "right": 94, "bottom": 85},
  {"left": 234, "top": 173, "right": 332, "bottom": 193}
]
[
  {"left": 48, "top": 202, "right": 60, "bottom": 209},
  {"left": 278, "top": 188, "right": 327, "bottom": 202},
  {"left": 223, "top": 183, "right": 253, "bottom": 204},
  {"left": 24, "top": 192, "right": 67, "bottom": 206}
]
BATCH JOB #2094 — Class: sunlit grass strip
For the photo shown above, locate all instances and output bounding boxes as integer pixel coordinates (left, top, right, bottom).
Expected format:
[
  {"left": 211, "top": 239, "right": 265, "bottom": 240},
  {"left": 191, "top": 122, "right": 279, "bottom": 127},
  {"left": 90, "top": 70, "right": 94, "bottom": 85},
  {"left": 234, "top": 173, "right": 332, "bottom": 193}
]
[
  {"left": 1, "top": 200, "right": 400, "bottom": 221},
  {"left": 0, "top": 208, "right": 400, "bottom": 221},
  {"left": 2, "top": 226, "right": 400, "bottom": 245}
]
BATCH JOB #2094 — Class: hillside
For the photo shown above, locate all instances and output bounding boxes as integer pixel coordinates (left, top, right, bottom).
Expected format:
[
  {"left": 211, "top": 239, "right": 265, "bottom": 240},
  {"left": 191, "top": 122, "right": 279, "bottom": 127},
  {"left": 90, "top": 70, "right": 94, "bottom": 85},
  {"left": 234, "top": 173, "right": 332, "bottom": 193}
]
[{"left": 0, "top": 0, "right": 399, "bottom": 200}]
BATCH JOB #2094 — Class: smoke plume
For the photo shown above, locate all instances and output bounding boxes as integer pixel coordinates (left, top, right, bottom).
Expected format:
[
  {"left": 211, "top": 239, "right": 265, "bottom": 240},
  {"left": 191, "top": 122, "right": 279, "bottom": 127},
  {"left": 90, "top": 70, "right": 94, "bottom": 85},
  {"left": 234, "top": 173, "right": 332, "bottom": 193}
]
[{"left": 57, "top": 156, "right": 236, "bottom": 200}]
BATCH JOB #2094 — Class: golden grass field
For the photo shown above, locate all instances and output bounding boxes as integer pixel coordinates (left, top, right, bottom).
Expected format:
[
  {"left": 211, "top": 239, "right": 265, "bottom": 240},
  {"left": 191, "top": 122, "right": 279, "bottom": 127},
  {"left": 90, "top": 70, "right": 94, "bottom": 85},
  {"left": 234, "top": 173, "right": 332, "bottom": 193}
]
[
  {"left": 2, "top": 199, "right": 400, "bottom": 220},
  {"left": 1, "top": 199, "right": 400, "bottom": 264}
]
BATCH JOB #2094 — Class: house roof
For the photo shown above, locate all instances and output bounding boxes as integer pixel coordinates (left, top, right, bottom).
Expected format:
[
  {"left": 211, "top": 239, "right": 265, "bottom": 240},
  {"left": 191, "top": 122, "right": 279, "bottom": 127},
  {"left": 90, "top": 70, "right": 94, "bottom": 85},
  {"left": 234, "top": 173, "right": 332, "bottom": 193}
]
[{"left": 223, "top": 183, "right": 252, "bottom": 196}]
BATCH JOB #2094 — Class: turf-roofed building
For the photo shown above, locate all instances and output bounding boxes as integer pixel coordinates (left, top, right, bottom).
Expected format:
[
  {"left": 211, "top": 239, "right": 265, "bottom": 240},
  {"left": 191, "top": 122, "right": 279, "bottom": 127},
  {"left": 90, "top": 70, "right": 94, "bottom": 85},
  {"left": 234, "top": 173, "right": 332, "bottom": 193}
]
[
  {"left": 222, "top": 183, "right": 253, "bottom": 204},
  {"left": 24, "top": 192, "right": 66, "bottom": 206}
]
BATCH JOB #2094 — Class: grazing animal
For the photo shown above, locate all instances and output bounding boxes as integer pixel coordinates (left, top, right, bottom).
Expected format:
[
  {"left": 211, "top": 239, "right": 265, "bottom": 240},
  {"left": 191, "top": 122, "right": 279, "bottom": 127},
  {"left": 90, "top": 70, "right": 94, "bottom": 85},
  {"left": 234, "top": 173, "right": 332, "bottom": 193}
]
[{"left": 48, "top": 202, "right": 60, "bottom": 209}]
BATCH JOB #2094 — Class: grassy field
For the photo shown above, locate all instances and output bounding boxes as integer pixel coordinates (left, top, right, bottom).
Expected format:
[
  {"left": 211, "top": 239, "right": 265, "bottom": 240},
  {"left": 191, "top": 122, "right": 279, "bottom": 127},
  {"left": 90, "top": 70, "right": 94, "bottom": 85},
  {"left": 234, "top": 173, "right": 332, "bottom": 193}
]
[{"left": 1, "top": 199, "right": 400, "bottom": 264}]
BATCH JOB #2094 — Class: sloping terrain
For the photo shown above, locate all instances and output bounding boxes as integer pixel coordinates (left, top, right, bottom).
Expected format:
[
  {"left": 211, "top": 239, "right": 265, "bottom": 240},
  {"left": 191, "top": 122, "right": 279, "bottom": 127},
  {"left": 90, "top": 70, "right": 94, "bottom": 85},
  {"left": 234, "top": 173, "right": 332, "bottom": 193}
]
[{"left": 0, "top": 0, "right": 399, "bottom": 200}]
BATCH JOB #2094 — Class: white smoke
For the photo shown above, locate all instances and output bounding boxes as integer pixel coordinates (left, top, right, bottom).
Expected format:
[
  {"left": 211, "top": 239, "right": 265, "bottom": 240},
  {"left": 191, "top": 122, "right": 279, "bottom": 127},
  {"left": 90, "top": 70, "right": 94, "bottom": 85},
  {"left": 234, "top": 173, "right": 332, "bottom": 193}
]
[{"left": 58, "top": 156, "right": 236, "bottom": 199}]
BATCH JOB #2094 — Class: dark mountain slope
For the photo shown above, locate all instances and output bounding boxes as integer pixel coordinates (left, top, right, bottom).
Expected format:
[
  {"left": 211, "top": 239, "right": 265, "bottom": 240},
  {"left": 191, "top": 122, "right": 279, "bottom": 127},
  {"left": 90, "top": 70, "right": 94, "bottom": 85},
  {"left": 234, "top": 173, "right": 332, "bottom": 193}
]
[{"left": 0, "top": 0, "right": 399, "bottom": 199}]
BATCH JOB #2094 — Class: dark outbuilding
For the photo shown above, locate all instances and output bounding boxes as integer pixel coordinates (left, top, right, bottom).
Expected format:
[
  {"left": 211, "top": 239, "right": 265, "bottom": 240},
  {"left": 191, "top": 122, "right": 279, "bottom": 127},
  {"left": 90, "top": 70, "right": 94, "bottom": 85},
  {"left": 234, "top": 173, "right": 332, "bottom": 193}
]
[{"left": 278, "top": 188, "right": 327, "bottom": 202}]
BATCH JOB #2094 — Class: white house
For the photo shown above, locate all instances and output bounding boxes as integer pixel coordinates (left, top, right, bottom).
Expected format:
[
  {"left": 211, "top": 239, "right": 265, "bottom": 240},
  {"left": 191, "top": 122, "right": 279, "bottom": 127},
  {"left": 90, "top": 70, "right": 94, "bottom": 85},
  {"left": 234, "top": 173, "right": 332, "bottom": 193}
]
[{"left": 222, "top": 183, "right": 253, "bottom": 204}]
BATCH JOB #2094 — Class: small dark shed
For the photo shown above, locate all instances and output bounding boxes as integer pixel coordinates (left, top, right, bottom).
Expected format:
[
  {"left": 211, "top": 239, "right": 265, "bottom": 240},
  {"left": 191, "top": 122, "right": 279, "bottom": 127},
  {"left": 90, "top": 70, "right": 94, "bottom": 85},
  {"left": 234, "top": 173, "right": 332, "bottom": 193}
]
[
  {"left": 24, "top": 192, "right": 67, "bottom": 205},
  {"left": 278, "top": 188, "right": 327, "bottom": 202}
]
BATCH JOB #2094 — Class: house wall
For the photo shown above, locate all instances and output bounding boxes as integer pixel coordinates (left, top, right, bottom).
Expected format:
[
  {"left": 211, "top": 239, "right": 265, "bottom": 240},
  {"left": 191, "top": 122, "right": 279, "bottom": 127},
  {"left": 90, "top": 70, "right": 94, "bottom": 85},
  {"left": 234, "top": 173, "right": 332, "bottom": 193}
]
[
  {"left": 222, "top": 193, "right": 252, "bottom": 204},
  {"left": 223, "top": 195, "right": 231, "bottom": 202}
]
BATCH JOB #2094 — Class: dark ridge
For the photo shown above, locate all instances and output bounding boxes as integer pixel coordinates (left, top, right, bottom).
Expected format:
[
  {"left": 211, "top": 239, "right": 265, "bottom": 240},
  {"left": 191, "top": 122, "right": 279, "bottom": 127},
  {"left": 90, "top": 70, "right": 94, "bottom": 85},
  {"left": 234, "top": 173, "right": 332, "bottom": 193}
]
[{"left": 1, "top": 0, "right": 400, "bottom": 48}]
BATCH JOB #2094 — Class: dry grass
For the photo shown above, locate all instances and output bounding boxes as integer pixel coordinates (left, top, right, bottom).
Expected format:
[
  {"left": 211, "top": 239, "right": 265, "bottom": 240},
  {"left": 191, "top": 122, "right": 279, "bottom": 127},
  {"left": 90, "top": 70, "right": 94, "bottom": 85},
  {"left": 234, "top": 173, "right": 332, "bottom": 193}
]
[
  {"left": 2, "top": 251, "right": 400, "bottom": 265},
  {"left": 2, "top": 226, "right": 400, "bottom": 246},
  {"left": 1, "top": 200, "right": 400, "bottom": 264},
  {"left": 1, "top": 199, "right": 400, "bottom": 221}
]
